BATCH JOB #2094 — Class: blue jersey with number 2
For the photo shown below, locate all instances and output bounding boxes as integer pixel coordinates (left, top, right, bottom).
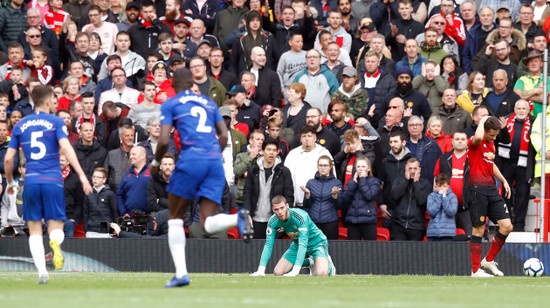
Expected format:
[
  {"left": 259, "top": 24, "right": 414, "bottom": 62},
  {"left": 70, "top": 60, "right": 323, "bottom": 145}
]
[
  {"left": 160, "top": 90, "right": 223, "bottom": 162},
  {"left": 8, "top": 112, "right": 68, "bottom": 185}
]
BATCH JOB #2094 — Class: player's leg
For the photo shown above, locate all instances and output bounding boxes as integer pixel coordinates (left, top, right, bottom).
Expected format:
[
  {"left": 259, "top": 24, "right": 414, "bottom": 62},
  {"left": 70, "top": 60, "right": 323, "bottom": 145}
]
[
  {"left": 481, "top": 193, "right": 513, "bottom": 276},
  {"left": 274, "top": 243, "right": 298, "bottom": 276},
  {"left": 27, "top": 221, "right": 49, "bottom": 284},
  {"left": 200, "top": 163, "right": 253, "bottom": 242},
  {"left": 165, "top": 193, "right": 192, "bottom": 288},
  {"left": 309, "top": 242, "right": 332, "bottom": 276},
  {"left": 47, "top": 220, "right": 65, "bottom": 271},
  {"left": 44, "top": 184, "right": 67, "bottom": 271},
  {"left": 469, "top": 189, "right": 493, "bottom": 277}
]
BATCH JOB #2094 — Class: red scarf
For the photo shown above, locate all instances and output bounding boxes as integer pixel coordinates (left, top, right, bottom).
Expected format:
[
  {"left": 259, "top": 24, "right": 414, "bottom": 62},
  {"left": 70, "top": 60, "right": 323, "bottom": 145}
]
[
  {"left": 74, "top": 112, "right": 97, "bottom": 134},
  {"left": 62, "top": 165, "right": 71, "bottom": 180},
  {"left": 4, "top": 61, "right": 24, "bottom": 80},
  {"left": 498, "top": 114, "right": 530, "bottom": 167},
  {"left": 343, "top": 155, "right": 356, "bottom": 188},
  {"left": 247, "top": 86, "right": 256, "bottom": 99}
]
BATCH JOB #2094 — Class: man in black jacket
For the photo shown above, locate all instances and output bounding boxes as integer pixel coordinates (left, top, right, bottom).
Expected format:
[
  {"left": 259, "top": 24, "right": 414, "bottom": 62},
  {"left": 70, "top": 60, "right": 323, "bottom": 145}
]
[
  {"left": 389, "top": 157, "right": 431, "bottom": 241},
  {"left": 128, "top": 0, "right": 172, "bottom": 58},
  {"left": 147, "top": 153, "right": 174, "bottom": 213},
  {"left": 74, "top": 122, "right": 108, "bottom": 178},
  {"left": 243, "top": 139, "right": 294, "bottom": 239},
  {"left": 249, "top": 46, "right": 282, "bottom": 108},
  {"left": 61, "top": 154, "right": 85, "bottom": 238}
]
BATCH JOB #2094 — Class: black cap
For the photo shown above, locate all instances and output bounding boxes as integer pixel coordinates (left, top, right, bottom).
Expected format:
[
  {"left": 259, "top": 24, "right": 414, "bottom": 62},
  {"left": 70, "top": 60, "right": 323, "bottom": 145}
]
[{"left": 126, "top": 2, "right": 139, "bottom": 10}]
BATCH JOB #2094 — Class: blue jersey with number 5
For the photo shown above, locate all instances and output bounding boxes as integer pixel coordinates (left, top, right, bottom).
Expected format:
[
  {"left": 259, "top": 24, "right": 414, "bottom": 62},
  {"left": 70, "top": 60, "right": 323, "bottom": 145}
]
[
  {"left": 160, "top": 90, "right": 223, "bottom": 161},
  {"left": 8, "top": 112, "right": 68, "bottom": 185}
]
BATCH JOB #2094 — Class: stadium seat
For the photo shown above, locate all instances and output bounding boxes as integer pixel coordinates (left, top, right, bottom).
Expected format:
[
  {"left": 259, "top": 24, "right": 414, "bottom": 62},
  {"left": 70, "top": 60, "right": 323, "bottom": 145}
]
[
  {"left": 74, "top": 223, "right": 86, "bottom": 238},
  {"left": 456, "top": 228, "right": 465, "bottom": 235},
  {"left": 377, "top": 227, "right": 390, "bottom": 241},
  {"left": 227, "top": 227, "right": 241, "bottom": 239},
  {"left": 338, "top": 227, "right": 348, "bottom": 240}
]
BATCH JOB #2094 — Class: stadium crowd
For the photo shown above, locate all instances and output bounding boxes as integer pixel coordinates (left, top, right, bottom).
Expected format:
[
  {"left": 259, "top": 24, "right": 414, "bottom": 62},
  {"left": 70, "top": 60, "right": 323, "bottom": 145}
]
[{"left": 0, "top": 0, "right": 550, "bottom": 241}]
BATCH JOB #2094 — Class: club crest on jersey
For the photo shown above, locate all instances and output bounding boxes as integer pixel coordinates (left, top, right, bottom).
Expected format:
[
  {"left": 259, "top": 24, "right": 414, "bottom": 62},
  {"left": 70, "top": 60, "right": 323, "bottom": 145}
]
[
  {"left": 480, "top": 216, "right": 485, "bottom": 222},
  {"left": 287, "top": 231, "right": 299, "bottom": 238},
  {"left": 483, "top": 152, "right": 495, "bottom": 160}
]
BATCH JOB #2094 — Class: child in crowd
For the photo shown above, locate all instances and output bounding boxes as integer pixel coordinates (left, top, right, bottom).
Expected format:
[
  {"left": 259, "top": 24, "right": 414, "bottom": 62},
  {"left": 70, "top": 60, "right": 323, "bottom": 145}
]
[
  {"left": 0, "top": 66, "right": 28, "bottom": 110},
  {"left": 26, "top": 46, "right": 54, "bottom": 85},
  {"left": 43, "top": 0, "right": 69, "bottom": 36},
  {"left": 277, "top": 33, "right": 307, "bottom": 100},
  {"left": 427, "top": 173, "right": 458, "bottom": 241},
  {"left": 83, "top": 167, "right": 118, "bottom": 238}
]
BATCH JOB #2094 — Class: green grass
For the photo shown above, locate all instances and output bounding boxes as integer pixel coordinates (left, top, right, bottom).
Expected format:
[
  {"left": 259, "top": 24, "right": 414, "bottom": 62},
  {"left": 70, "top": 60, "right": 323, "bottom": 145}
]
[{"left": 1, "top": 272, "right": 550, "bottom": 308}]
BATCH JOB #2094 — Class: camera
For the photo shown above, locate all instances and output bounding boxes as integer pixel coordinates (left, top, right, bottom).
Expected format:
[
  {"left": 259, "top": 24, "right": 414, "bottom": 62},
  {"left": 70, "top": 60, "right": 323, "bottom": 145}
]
[{"left": 117, "top": 210, "right": 151, "bottom": 235}]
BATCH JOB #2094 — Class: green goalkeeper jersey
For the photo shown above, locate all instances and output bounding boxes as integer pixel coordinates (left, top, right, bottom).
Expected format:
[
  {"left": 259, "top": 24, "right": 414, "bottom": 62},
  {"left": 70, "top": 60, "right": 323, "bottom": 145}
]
[{"left": 259, "top": 208, "right": 328, "bottom": 268}]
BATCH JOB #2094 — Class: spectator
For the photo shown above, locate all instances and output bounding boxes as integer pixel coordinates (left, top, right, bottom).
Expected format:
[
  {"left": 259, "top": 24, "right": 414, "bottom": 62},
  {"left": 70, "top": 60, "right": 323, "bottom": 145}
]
[
  {"left": 360, "top": 33, "right": 396, "bottom": 77},
  {"left": 386, "top": 0, "right": 425, "bottom": 61},
  {"left": 82, "top": 5, "right": 119, "bottom": 55},
  {"left": 473, "top": 17, "right": 527, "bottom": 68},
  {"left": 440, "top": 55, "right": 467, "bottom": 94},
  {"left": 127, "top": 81, "right": 161, "bottom": 130},
  {"left": 18, "top": 8, "right": 60, "bottom": 74},
  {"left": 294, "top": 49, "right": 339, "bottom": 113},
  {"left": 412, "top": 59, "right": 449, "bottom": 114},
  {"left": 128, "top": 0, "right": 172, "bottom": 58},
  {"left": 63, "top": 0, "right": 93, "bottom": 28},
  {"left": 26, "top": 46, "right": 54, "bottom": 86},
  {"left": 497, "top": 100, "right": 535, "bottom": 232},
  {"left": 340, "top": 156, "right": 380, "bottom": 240},
  {"left": 532, "top": 100, "right": 550, "bottom": 201},
  {"left": 264, "top": 117, "right": 291, "bottom": 159},
  {"left": 0, "top": 0, "right": 28, "bottom": 53},
  {"left": 331, "top": 66, "right": 369, "bottom": 120},
  {"left": 325, "top": 99, "right": 354, "bottom": 141},
  {"left": 301, "top": 108, "right": 340, "bottom": 156},
  {"left": 98, "top": 67, "right": 142, "bottom": 114},
  {"left": 426, "top": 115, "right": 452, "bottom": 154},
  {"left": 427, "top": 173, "right": 458, "bottom": 241},
  {"left": 60, "top": 153, "right": 85, "bottom": 238},
  {"left": 334, "top": 128, "right": 375, "bottom": 186},
  {"left": 99, "top": 100, "right": 130, "bottom": 141},
  {"left": 117, "top": 146, "right": 151, "bottom": 215},
  {"left": 183, "top": 0, "right": 220, "bottom": 34},
  {"left": 419, "top": 14, "right": 459, "bottom": 60},
  {"left": 243, "top": 139, "right": 294, "bottom": 239},
  {"left": 281, "top": 82, "right": 311, "bottom": 138},
  {"left": 462, "top": 6, "right": 496, "bottom": 74},
  {"left": 73, "top": 121, "right": 108, "bottom": 178},
  {"left": 195, "top": 38, "right": 212, "bottom": 61},
  {"left": 138, "top": 116, "right": 177, "bottom": 163},
  {"left": 78, "top": 0, "right": 119, "bottom": 29},
  {"left": 172, "top": 18, "right": 196, "bottom": 60},
  {"left": 0, "top": 161, "right": 26, "bottom": 237},
  {"left": 459, "top": 0, "right": 476, "bottom": 31},
  {"left": 214, "top": 0, "right": 248, "bottom": 58},
  {"left": 475, "top": 38, "right": 518, "bottom": 89},
  {"left": 389, "top": 157, "right": 431, "bottom": 241},
  {"left": 0, "top": 43, "right": 31, "bottom": 81},
  {"left": 303, "top": 155, "right": 343, "bottom": 240},
  {"left": 514, "top": 50, "right": 550, "bottom": 119},
  {"left": 14, "top": 78, "right": 42, "bottom": 117},
  {"left": 373, "top": 102, "right": 408, "bottom": 168},
  {"left": 359, "top": 50, "right": 397, "bottom": 126},
  {"left": 480, "top": 69, "right": 520, "bottom": 118},
  {"left": 97, "top": 31, "right": 146, "bottom": 85},
  {"left": 57, "top": 108, "right": 80, "bottom": 144},
  {"left": 276, "top": 33, "right": 307, "bottom": 99},
  {"left": 285, "top": 126, "right": 333, "bottom": 207},
  {"left": 316, "top": 7, "right": 347, "bottom": 45},
  {"left": 350, "top": 18, "right": 378, "bottom": 66},
  {"left": 418, "top": 26, "right": 448, "bottom": 65},
  {"left": 0, "top": 66, "right": 28, "bottom": 110},
  {"left": 159, "top": 0, "right": 183, "bottom": 34},
  {"left": 406, "top": 115, "right": 442, "bottom": 182},
  {"left": 351, "top": 0, "right": 376, "bottom": 24},
  {"left": 317, "top": 30, "right": 353, "bottom": 68},
  {"left": 67, "top": 60, "right": 97, "bottom": 94},
  {"left": 425, "top": 0, "right": 466, "bottom": 46},
  {"left": 517, "top": 33, "right": 549, "bottom": 78},
  {"left": 395, "top": 38, "right": 427, "bottom": 78},
  {"left": 457, "top": 71, "right": 490, "bottom": 115},
  {"left": 385, "top": 66, "right": 432, "bottom": 121},
  {"left": 514, "top": 3, "right": 545, "bottom": 44},
  {"left": 222, "top": 98, "right": 250, "bottom": 138},
  {"left": 186, "top": 19, "right": 220, "bottom": 50},
  {"left": 208, "top": 47, "right": 238, "bottom": 93},
  {"left": 262, "top": 4, "right": 315, "bottom": 62},
  {"left": 83, "top": 167, "right": 118, "bottom": 237},
  {"left": 73, "top": 92, "right": 107, "bottom": 144},
  {"left": 338, "top": 0, "right": 357, "bottom": 35},
  {"left": 57, "top": 76, "right": 82, "bottom": 111},
  {"left": 219, "top": 105, "right": 247, "bottom": 191},
  {"left": 147, "top": 154, "right": 175, "bottom": 213},
  {"left": 248, "top": 46, "right": 282, "bottom": 108},
  {"left": 104, "top": 122, "right": 134, "bottom": 192},
  {"left": 0, "top": 121, "right": 18, "bottom": 189},
  {"left": 437, "top": 88, "right": 472, "bottom": 136},
  {"left": 322, "top": 42, "right": 348, "bottom": 83},
  {"left": 189, "top": 57, "right": 226, "bottom": 106},
  {"left": 234, "top": 129, "right": 265, "bottom": 206},
  {"left": 59, "top": 32, "right": 97, "bottom": 81}
]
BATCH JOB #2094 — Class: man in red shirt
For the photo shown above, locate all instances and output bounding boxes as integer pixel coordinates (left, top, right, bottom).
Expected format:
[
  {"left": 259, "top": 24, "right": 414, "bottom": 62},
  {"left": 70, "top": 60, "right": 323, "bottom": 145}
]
[{"left": 468, "top": 116, "right": 512, "bottom": 278}]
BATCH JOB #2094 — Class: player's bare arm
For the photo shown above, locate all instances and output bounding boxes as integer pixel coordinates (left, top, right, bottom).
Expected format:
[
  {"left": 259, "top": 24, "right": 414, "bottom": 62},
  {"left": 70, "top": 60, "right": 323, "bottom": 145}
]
[
  {"left": 493, "top": 164, "right": 511, "bottom": 199},
  {"left": 4, "top": 147, "right": 18, "bottom": 194},
  {"left": 151, "top": 124, "right": 173, "bottom": 174},
  {"left": 473, "top": 116, "right": 488, "bottom": 145},
  {"left": 215, "top": 120, "right": 228, "bottom": 150}
]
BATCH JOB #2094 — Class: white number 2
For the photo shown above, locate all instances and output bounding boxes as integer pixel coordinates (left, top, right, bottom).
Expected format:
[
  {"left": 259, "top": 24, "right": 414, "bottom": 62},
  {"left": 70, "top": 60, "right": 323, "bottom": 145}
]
[
  {"left": 191, "top": 106, "right": 212, "bottom": 133},
  {"left": 30, "top": 131, "right": 46, "bottom": 160}
]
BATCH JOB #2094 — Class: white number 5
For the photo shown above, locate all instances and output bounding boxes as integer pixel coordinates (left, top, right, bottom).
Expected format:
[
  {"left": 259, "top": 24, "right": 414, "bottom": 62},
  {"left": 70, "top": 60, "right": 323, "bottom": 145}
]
[
  {"left": 30, "top": 131, "right": 46, "bottom": 160},
  {"left": 191, "top": 106, "right": 212, "bottom": 133}
]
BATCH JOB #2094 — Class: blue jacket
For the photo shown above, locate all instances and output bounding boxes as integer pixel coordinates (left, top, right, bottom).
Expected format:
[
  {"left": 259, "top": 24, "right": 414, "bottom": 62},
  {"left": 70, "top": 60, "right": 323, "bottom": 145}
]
[
  {"left": 303, "top": 172, "right": 343, "bottom": 224},
  {"left": 395, "top": 54, "right": 427, "bottom": 78},
  {"left": 462, "top": 22, "right": 497, "bottom": 74},
  {"left": 407, "top": 135, "right": 442, "bottom": 183},
  {"left": 340, "top": 176, "right": 381, "bottom": 225},
  {"left": 117, "top": 164, "right": 152, "bottom": 215},
  {"left": 427, "top": 191, "right": 458, "bottom": 238}
]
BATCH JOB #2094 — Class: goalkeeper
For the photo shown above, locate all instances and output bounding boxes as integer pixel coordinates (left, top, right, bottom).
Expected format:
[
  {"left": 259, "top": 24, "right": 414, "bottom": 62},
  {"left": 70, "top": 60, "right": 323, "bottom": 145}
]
[{"left": 251, "top": 195, "right": 336, "bottom": 277}]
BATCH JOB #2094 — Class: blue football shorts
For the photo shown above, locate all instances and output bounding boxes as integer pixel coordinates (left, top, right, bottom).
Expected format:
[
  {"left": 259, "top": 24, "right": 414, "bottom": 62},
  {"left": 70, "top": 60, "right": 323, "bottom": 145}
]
[
  {"left": 23, "top": 183, "right": 66, "bottom": 222},
  {"left": 167, "top": 157, "right": 225, "bottom": 204}
]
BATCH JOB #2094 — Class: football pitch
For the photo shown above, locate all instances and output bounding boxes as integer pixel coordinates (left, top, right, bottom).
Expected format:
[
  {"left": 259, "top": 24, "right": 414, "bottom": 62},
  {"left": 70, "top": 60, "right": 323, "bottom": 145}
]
[{"left": 1, "top": 272, "right": 550, "bottom": 308}]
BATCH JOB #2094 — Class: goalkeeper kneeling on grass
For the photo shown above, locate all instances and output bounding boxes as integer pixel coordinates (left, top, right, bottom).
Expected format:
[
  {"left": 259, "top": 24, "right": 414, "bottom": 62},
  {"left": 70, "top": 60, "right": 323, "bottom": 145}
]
[{"left": 251, "top": 195, "right": 336, "bottom": 277}]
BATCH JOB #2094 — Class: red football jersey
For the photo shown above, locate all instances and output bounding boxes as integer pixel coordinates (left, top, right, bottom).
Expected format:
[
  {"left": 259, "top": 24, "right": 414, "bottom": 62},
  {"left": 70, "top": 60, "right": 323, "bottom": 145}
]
[{"left": 467, "top": 136, "right": 496, "bottom": 187}]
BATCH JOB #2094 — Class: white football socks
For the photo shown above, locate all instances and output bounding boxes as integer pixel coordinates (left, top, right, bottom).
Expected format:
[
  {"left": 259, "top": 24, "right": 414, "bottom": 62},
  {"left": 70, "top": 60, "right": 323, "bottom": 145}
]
[
  {"left": 49, "top": 229, "right": 65, "bottom": 245},
  {"left": 204, "top": 214, "right": 238, "bottom": 234},
  {"left": 168, "top": 219, "right": 188, "bottom": 278},
  {"left": 29, "top": 235, "right": 47, "bottom": 276}
]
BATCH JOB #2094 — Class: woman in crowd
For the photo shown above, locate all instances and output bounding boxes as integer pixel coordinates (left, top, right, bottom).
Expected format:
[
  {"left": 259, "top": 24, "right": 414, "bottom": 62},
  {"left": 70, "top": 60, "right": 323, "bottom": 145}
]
[
  {"left": 302, "top": 155, "right": 343, "bottom": 240},
  {"left": 426, "top": 116, "right": 452, "bottom": 154},
  {"left": 57, "top": 76, "right": 82, "bottom": 111},
  {"left": 456, "top": 71, "right": 489, "bottom": 114},
  {"left": 88, "top": 32, "right": 108, "bottom": 72},
  {"left": 281, "top": 82, "right": 311, "bottom": 138},
  {"left": 440, "top": 55, "right": 468, "bottom": 95}
]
